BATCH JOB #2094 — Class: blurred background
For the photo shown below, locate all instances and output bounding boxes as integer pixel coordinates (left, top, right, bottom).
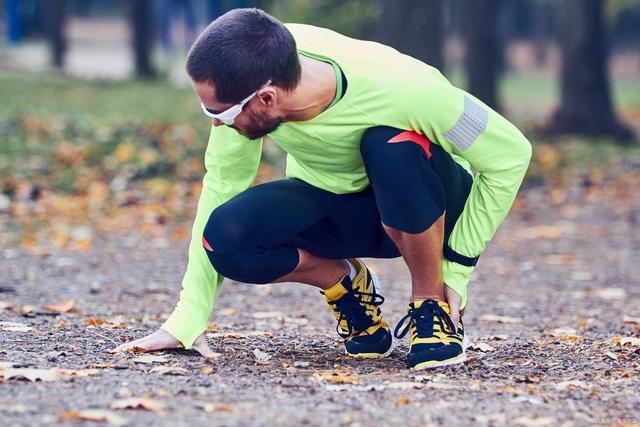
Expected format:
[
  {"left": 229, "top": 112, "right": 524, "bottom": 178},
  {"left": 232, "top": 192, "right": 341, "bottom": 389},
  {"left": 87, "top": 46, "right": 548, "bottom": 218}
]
[{"left": 0, "top": 0, "right": 639, "bottom": 253}]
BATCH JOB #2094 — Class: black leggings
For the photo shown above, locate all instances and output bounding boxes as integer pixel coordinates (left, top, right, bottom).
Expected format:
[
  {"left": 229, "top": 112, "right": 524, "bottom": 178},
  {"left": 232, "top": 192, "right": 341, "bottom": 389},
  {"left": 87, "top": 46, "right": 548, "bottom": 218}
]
[{"left": 202, "top": 126, "right": 473, "bottom": 284}]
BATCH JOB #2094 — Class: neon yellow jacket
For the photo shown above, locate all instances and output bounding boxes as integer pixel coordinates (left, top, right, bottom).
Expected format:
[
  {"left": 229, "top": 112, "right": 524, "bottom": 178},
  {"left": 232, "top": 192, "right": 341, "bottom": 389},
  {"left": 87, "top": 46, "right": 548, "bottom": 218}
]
[{"left": 161, "top": 24, "right": 532, "bottom": 349}]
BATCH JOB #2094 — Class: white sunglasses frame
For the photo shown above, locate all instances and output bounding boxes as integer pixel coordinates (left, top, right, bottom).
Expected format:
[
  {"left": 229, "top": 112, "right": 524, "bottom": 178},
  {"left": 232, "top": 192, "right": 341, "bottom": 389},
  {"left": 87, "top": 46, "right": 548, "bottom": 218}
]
[{"left": 200, "top": 79, "right": 272, "bottom": 125}]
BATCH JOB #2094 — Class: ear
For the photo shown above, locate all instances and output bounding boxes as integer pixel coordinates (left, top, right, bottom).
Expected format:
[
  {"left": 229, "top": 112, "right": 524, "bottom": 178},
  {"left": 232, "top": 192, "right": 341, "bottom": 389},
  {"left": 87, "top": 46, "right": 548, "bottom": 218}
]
[{"left": 257, "top": 86, "right": 278, "bottom": 108}]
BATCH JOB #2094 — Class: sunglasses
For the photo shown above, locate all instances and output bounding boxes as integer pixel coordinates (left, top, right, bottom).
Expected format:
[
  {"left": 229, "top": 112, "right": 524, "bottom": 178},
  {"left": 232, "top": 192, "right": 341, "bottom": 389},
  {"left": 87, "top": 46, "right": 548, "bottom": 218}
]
[{"left": 200, "top": 79, "right": 272, "bottom": 125}]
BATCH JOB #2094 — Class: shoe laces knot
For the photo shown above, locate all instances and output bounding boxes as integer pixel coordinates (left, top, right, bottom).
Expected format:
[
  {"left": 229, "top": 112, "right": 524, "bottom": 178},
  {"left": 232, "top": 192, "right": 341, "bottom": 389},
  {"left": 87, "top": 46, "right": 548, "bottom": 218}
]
[
  {"left": 330, "top": 289, "right": 385, "bottom": 338},
  {"left": 393, "top": 300, "right": 456, "bottom": 339}
]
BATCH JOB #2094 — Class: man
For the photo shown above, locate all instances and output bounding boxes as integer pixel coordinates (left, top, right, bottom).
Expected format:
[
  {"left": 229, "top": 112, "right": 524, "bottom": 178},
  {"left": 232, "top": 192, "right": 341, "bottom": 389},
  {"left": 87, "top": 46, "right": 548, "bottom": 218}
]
[{"left": 114, "top": 8, "right": 531, "bottom": 370}]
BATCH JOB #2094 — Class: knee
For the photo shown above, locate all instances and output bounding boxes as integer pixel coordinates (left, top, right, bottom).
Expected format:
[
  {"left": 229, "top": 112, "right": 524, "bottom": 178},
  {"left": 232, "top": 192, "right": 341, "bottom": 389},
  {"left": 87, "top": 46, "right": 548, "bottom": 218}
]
[
  {"left": 203, "top": 203, "right": 251, "bottom": 254},
  {"left": 359, "top": 126, "right": 397, "bottom": 158}
]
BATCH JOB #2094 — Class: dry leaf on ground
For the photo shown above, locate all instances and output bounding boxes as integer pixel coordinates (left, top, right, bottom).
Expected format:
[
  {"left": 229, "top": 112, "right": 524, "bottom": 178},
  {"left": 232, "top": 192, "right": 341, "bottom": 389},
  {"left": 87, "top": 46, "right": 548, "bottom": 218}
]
[
  {"left": 252, "top": 348, "right": 272, "bottom": 364},
  {"left": 0, "top": 368, "right": 60, "bottom": 382},
  {"left": 589, "top": 288, "right": 627, "bottom": 300},
  {"left": 313, "top": 370, "right": 358, "bottom": 384},
  {"left": 149, "top": 366, "right": 189, "bottom": 376},
  {"left": 512, "top": 416, "right": 554, "bottom": 426},
  {"left": 613, "top": 336, "right": 640, "bottom": 347},
  {"left": 200, "top": 403, "right": 236, "bottom": 413},
  {"left": 131, "top": 354, "right": 170, "bottom": 364},
  {"left": 479, "top": 314, "right": 522, "bottom": 324},
  {"left": 58, "top": 409, "right": 128, "bottom": 426},
  {"left": 468, "top": 342, "right": 496, "bottom": 352},
  {"left": 45, "top": 299, "right": 75, "bottom": 313},
  {"left": 110, "top": 397, "right": 167, "bottom": 415},
  {"left": 0, "top": 321, "right": 33, "bottom": 332}
]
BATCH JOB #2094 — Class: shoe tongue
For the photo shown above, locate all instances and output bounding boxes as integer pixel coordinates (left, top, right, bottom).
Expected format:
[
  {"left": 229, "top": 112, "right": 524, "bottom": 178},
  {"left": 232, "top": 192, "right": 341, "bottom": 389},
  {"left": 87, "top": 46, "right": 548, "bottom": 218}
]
[
  {"left": 323, "top": 275, "right": 350, "bottom": 302},
  {"left": 412, "top": 299, "right": 450, "bottom": 314}
]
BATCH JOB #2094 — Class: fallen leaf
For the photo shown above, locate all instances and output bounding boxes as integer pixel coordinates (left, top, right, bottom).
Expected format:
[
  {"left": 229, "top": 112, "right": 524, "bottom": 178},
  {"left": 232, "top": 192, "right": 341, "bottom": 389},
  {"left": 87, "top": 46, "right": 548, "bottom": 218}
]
[
  {"left": 0, "top": 321, "right": 33, "bottom": 332},
  {"left": 200, "top": 403, "right": 235, "bottom": 413},
  {"left": 131, "top": 354, "right": 170, "bottom": 364},
  {"left": 560, "top": 335, "right": 582, "bottom": 343},
  {"left": 0, "top": 368, "right": 59, "bottom": 382},
  {"left": 395, "top": 396, "right": 411, "bottom": 405},
  {"left": 110, "top": 397, "right": 167, "bottom": 415},
  {"left": 504, "top": 385, "right": 517, "bottom": 393},
  {"left": 149, "top": 366, "right": 189, "bottom": 376},
  {"left": 292, "top": 361, "right": 309, "bottom": 368},
  {"left": 252, "top": 311, "right": 284, "bottom": 319},
  {"left": 520, "top": 225, "right": 565, "bottom": 239},
  {"left": 117, "top": 389, "right": 133, "bottom": 398},
  {"left": 468, "top": 342, "right": 496, "bottom": 352},
  {"left": 20, "top": 305, "right": 36, "bottom": 314},
  {"left": 605, "top": 351, "right": 622, "bottom": 361},
  {"left": 475, "top": 414, "right": 507, "bottom": 424},
  {"left": 219, "top": 308, "right": 237, "bottom": 316},
  {"left": 542, "top": 253, "right": 574, "bottom": 265},
  {"left": 200, "top": 366, "right": 214, "bottom": 374},
  {"left": 512, "top": 416, "right": 553, "bottom": 426},
  {"left": 58, "top": 368, "right": 98, "bottom": 377},
  {"left": 252, "top": 348, "right": 272, "bottom": 364},
  {"left": 210, "top": 331, "right": 272, "bottom": 339},
  {"left": 616, "top": 336, "right": 640, "bottom": 347},
  {"left": 479, "top": 314, "right": 522, "bottom": 324},
  {"left": 58, "top": 409, "right": 128, "bottom": 426},
  {"left": 45, "top": 299, "right": 75, "bottom": 313},
  {"left": 319, "top": 371, "right": 358, "bottom": 384},
  {"left": 570, "top": 271, "right": 594, "bottom": 281},
  {"left": 546, "top": 327, "right": 578, "bottom": 337},
  {"left": 622, "top": 316, "right": 640, "bottom": 325},
  {"left": 84, "top": 318, "right": 108, "bottom": 326},
  {"left": 554, "top": 380, "right": 592, "bottom": 391},
  {"left": 0, "top": 403, "right": 30, "bottom": 413},
  {"left": 589, "top": 288, "right": 626, "bottom": 300}
]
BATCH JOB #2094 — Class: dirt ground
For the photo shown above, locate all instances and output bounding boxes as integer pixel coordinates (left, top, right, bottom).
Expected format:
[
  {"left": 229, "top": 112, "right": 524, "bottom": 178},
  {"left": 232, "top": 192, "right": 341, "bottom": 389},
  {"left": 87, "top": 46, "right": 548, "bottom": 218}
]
[{"left": 1, "top": 182, "right": 639, "bottom": 427}]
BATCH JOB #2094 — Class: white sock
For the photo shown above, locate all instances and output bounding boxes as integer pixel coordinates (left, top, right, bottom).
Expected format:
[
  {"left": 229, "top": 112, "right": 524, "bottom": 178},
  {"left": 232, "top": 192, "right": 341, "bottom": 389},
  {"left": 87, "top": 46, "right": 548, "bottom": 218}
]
[{"left": 345, "top": 260, "right": 357, "bottom": 280}]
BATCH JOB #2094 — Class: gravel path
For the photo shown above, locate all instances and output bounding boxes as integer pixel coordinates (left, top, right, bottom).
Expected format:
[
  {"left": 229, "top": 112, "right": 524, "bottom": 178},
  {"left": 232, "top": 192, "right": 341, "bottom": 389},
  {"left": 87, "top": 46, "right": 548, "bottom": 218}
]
[{"left": 1, "top": 184, "right": 639, "bottom": 427}]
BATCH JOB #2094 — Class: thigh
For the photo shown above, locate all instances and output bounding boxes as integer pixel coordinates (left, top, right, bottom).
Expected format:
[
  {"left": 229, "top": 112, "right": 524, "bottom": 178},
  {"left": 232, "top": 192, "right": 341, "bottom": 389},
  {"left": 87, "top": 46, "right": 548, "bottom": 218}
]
[
  {"left": 206, "top": 178, "right": 400, "bottom": 259},
  {"left": 205, "top": 178, "right": 332, "bottom": 253}
]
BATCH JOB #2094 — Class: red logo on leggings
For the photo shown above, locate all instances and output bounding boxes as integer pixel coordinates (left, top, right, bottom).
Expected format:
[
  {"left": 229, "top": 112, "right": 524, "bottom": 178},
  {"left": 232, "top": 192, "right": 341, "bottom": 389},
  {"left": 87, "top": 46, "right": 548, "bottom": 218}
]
[
  {"left": 202, "top": 236, "right": 213, "bottom": 252},
  {"left": 387, "top": 131, "right": 432, "bottom": 158}
]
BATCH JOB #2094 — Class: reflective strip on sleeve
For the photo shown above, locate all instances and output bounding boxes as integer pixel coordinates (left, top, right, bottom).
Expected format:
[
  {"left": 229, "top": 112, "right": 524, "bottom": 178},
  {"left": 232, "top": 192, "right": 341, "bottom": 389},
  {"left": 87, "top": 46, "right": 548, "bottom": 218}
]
[{"left": 444, "top": 97, "right": 488, "bottom": 152}]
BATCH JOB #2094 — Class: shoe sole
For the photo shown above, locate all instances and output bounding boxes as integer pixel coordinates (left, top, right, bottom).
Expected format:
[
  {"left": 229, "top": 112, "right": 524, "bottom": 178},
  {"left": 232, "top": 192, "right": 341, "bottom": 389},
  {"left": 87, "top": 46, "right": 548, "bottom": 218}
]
[
  {"left": 410, "top": 335, "right": 470, "bottom": 370},
  {"left": 345, "top": 338, "right": 395, "bottom": 359},
  {"left": 344, "top": 268, "right": 395, "bottom": 359}
]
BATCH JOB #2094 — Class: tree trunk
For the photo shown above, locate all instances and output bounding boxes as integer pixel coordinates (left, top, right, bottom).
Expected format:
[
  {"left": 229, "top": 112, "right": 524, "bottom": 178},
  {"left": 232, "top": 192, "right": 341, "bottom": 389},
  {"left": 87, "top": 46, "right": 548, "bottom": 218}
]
[
  {"left": 379, "top": 0, "right": 444, "bottom": 70},
  {"left": 129, "top": 0, "right": 156, "bottom": 78},
  {"left": 547, "top": 0, "right": 634, "bottom": 142},
  {"left": 42, "top": 0, "right": 67, "bottom": 69},
  {"left": 462, "top": 0, "right": 501, "bottom": 111}
]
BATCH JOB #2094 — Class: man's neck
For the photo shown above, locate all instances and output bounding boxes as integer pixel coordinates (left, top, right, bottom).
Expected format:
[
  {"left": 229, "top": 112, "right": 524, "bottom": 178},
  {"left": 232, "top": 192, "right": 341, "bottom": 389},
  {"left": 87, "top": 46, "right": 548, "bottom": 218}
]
[{"left": 279, "top": 54, "right": 337, "bottom": 122}]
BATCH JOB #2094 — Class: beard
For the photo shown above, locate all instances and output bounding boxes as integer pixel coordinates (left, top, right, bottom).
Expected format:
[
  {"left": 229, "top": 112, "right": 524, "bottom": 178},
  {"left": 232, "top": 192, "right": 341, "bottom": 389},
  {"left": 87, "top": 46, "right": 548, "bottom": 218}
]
[{"left": 234, "top": 109, "right": 283, "bottom": 140}]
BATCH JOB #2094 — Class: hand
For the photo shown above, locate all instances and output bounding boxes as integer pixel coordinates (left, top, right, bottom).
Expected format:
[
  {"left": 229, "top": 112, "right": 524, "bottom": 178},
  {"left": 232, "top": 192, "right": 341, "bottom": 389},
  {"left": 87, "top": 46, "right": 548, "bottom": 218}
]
[
  {"left": 444, "top": 284, "right": 465, "bottom": 329},
  {"left": 111, "top": 329, "right": 220, "bottom": 359}
]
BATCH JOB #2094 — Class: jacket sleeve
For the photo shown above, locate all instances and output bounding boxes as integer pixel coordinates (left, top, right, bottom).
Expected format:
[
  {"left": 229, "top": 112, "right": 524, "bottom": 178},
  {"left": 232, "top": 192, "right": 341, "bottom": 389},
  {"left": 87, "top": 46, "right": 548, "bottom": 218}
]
[
  {"left": 413, "top": 84, "right": 532, "bottom": 310},
  {"left": 160, "top": 125, "right": 263, "bottom": 349}
]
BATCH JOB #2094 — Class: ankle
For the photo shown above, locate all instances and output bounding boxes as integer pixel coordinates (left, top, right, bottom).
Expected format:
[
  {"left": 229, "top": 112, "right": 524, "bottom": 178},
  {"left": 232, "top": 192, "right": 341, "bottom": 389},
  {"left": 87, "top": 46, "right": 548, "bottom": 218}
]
[{"left": 411, "top": 295, "right": 445, "bottom": 302}]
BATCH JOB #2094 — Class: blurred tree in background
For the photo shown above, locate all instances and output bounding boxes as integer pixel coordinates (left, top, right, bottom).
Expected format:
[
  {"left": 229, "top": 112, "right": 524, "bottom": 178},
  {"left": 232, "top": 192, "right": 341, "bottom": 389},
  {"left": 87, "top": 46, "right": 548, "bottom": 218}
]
[
  {"left": 546, "top": 0, "right": 634, "bottom": 142},
  {"left": 41, "top": 0, "right": 66, "bottom": 69},
  {"left": 462, "top": 0, "right": 502, "bottom": 111},
  {"left": 378, "top": 0, "right": 444, "bottom": 71},
  {"left": 128, "top": 0, "right": 156, "bottom": 78}
]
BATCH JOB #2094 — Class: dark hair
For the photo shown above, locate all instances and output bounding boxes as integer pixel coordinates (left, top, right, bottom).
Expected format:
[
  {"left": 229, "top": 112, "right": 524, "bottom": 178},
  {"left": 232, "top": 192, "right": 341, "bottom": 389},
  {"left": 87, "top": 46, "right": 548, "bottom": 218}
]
[{"left": 186, "top": 8, "right": 301, "bottom": 103}]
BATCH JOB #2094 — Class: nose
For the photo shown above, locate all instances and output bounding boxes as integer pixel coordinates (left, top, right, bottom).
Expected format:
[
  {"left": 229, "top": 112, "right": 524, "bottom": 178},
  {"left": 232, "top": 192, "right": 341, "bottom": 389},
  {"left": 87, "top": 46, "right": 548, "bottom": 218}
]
[{"left": 212, "top": 118, "right": 224, "bottom": 127}]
